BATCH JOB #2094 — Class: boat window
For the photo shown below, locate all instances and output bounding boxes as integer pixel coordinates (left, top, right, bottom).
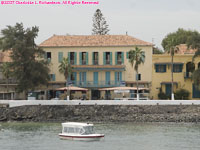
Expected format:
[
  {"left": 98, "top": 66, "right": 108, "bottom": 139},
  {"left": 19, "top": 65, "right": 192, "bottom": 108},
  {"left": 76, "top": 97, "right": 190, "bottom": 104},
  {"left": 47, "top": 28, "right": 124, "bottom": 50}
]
[
  {"left": 80, "top": 128, "right": 85, "bottom": 135},
  {"left": 74, "top": 128, "right": 81, "bottom": 134},
  {"left": 83, "top": 126, "right": 94, "bottom": 134}
]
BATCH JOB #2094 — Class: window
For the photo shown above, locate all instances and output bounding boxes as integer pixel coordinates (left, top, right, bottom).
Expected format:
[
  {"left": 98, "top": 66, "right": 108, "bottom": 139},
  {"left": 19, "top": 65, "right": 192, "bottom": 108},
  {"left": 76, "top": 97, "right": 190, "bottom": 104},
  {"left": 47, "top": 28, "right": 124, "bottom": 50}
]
[
  {"left": 93, "top": 52, "right": 98, "bottom": 65},
  {"left": 173, "top": 64, "right": 183, "bottom": 73},
  {"left": 47, "top": 52, "right": 51, "bottom": 62},
  {"left": 49, "top": 74, "right": 55, "bottom": 81},
  {"left": 70, "top": 52, "right": 75, "bottom": 65},
  {"left": 115, "top": 72, "right": 122, "bottom": 84},
  {"left": 116, "top": 52, "right": 124, "bottom": 65},
  {"left": 136, "top": 74, "right": 141, "bottom": 80},
  {"left": 155, "top": 64, "right": 166, "bottom": 73},
  {"left": 106, "top": 52, "right": 110, "bottom": 65},
  {"left": 81, "top": 52, "right": 88, "bottom": 65}
]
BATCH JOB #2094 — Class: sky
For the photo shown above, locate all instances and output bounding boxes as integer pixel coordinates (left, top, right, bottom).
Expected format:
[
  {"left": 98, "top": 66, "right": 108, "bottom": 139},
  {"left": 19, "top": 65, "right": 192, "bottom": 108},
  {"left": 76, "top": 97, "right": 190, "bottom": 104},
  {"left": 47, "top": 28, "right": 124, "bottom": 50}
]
[{"left": 1, "top": 0, "right": 200, "bottom": 49}]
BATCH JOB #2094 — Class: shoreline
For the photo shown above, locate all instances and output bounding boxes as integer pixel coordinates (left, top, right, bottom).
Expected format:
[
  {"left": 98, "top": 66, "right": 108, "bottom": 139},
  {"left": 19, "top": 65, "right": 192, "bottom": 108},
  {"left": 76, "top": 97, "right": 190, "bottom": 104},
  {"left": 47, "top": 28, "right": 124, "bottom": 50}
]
[{"left": 0, "top": 105, "right": 200, "bottom": 123}]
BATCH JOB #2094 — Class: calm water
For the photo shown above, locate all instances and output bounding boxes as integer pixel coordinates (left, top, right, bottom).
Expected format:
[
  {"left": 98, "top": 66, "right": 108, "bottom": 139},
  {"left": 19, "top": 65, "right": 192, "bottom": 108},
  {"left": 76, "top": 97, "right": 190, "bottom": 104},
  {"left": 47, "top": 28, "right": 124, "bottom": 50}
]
[{"left": 0, "top": 122, "right": 200, "bottom": 150}]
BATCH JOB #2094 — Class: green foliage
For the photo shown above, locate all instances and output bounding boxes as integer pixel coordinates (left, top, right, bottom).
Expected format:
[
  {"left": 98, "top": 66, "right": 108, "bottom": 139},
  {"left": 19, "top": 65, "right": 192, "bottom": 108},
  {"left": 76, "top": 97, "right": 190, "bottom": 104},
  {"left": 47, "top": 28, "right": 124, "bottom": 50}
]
[
  {"left": 192, "top": 68, "right": 200, "bottom": 89},
  {"left": 92, "top": 9, "right": 110, "bottom": 35},
  {"left": 174, "top": 89, "right": 190, "bottom": 100},
  {"left": 0, "top": 23, "right": 50, "bottom": 93},
  {"left": 58, "top": 57, "right": 72, "bottom": 81},
  {"left": 153, "top": 47, "right": 163, "bottom": 54},
  {"left": 158, "top": 91, "right": 169, "bottom": 100},
  {"left": 128, "top": 47, "right": 145, "bottom": 72},
  {"left": 1, "top": 62, "right": 12, "bottom": 79}
]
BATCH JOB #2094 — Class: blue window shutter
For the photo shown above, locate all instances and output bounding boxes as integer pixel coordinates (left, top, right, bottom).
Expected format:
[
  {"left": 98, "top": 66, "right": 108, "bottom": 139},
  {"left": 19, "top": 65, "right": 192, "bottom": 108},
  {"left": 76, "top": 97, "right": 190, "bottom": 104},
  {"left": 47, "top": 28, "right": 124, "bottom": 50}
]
[
  {"left": 115, "top": 52, "right": 117, "bottom": 65},
  {"left": 164, "top": 65, "right": 166, "bottom": 72},
  {"left": 110, "top": 52, "right": 112, "bottom": 65},
  {"left": 74, "top": 52, "right": 77, "bottom": 65},
  {"left": 86, "top": 52, "right": 88, "bottom": 65},
  {"left": 79, "top": 52, "right": 82, "bottom": 65},
  {"left": 193, "top": 84, "right": 200, "bottom": 98},
  {"left": 126, "top": 52, "right": 129, "bottom": 59},
  {"left": 103, "top": 52, "right": 106, "bottom": 65},
  {"left": 58, "top": 52, "right": 63, "bottom": 63},
  {"left": 119, "top": 72, "right": 122, "bottom": 81},
  {"left": 122, "top": 52, "right": 124, "bottom": 64},
  {"left": 83, "top": 72, "right": 86, "bottom": 84},
  {"left": 155, "top": 64, "right": 158, "bottom": 72},
  {"left": 93, "top": 72, "right": 98, "bottom": 85},
  {"left": 52, "top": 74, "right": 56, "bottom": 81},
  {"left": 74, "top": 72, "right": 77, "bottom": 85},
  {"left": 79, "top": 72, "right": 82, "bottom": 84},
  {"left": 115, "top": 72, "right": 118, "bottom": 84}
]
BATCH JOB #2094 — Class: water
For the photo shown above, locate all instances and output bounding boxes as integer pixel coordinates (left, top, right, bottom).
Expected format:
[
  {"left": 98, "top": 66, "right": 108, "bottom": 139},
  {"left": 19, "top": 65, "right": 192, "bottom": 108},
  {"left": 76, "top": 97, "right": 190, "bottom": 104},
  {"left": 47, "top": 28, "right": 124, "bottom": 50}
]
[{"left": 0, "top": 122, "right": 200, "bottom": 150}]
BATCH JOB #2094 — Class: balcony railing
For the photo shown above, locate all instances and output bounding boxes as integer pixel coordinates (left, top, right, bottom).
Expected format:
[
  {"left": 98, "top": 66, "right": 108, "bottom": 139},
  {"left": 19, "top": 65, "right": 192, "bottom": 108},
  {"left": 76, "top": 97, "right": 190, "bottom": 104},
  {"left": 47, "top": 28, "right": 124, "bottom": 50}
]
[
  {"left": 93, "top": 59, "right": 98, "bottom": 65},
  {"left": 70, "top": 60, "right": 75, "bottom": 65},
  {"left": 106, "top": 60, "right": 110, "bottom": 65},
  {"left": 184, "top": 72, "right": 192, "bottom": 78},
  {"left": 117, "top": 60, "right": 122, "bottom": 65},
  {"left": 71, "top": 80, "right": 123, "bottom": 88},
  {"left": 82, "top": 60, "right": 87, "bottom": 65}
]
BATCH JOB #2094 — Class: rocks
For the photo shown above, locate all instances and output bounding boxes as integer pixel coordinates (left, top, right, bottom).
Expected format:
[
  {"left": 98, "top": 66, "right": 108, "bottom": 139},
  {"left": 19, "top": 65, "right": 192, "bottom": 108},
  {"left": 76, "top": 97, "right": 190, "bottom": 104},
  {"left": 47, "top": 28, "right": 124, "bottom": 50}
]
[{"left": 0, "top": 105, "right": 200, "bottom": 122}]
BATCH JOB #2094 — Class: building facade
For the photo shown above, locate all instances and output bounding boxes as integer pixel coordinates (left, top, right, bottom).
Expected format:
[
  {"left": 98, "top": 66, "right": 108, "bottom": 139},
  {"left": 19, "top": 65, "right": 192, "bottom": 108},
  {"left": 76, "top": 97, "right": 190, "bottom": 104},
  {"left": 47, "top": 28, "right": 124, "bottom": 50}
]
[
  {"left": 40, "top": 35, "right": 153, "bottom": 100},
  {"left": 151, "top": 44, "right": 200, "bottom": 100}
]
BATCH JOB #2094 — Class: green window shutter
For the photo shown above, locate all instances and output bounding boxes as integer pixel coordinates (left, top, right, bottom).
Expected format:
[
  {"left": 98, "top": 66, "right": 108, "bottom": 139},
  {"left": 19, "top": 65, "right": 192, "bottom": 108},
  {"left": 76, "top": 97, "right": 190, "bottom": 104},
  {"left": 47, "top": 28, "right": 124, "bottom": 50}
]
[
  {"left": 86, "top": 52, "right": 88, "bottom": 65},
  {"left": 103, "top": 52, "right": 106, "bottom": 65},
  {"left": 79, "top": 52, "right": 82, "bottom": 65},
  {"left": 126, "top": 52, "right": 129, "bottom": 59},
  {"left": 58, "top": 52, "right": 63, "bottom": 63},
  {"left": 164, "top": 65, "right": 166, "bottom": 72},
  {"left": 122, "top": 52, "right": 124, "bottom": 64},
  {"left": 68, "top": 52, "right": 70, "bottom": 63},
  {"left": 115, "top": 72, "right": 118, "bottom": 84},
  {"left": 74, "top": 52, "right": 77, "bottom": 65},
  {"left": 110, "top": 52, "right": 112, "bottom": 65},
  {"left": 115, "top": 52, "right": 117, "bottom": 65}
]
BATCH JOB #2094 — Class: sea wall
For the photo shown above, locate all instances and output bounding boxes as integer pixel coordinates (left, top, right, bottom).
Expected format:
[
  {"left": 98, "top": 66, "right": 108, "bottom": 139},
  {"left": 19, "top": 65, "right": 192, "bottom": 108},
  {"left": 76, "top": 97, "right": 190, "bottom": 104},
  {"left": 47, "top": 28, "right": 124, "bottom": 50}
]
[{"left": 0, "top": 105, "right": 200, "bottom": 122}]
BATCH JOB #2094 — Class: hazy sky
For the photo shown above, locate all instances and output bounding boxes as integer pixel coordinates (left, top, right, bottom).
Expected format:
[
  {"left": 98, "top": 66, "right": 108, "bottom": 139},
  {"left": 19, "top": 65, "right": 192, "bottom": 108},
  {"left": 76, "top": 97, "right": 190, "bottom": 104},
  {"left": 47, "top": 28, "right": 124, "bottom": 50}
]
[{"left": 1, "top": 0, "right": 200, "bottom": 49}]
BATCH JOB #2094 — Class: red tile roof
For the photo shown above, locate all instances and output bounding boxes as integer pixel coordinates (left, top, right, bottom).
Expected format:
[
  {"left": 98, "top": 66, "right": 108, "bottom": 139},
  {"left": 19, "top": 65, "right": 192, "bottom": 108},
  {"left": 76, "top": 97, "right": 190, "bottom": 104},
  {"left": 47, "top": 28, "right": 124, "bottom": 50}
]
[
  {"left": 0, "top": 51, "right": 12, "bottom": 62},
  {"left": 39, "top": 35, "right": 153, "bottom": 47}
]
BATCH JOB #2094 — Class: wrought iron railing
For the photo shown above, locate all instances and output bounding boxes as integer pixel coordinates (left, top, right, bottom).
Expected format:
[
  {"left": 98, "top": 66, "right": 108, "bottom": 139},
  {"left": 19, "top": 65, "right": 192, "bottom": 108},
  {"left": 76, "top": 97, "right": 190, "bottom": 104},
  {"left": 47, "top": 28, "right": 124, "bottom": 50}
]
[{"left": 71, "top": 80, "right": 123, "bottom": 87}]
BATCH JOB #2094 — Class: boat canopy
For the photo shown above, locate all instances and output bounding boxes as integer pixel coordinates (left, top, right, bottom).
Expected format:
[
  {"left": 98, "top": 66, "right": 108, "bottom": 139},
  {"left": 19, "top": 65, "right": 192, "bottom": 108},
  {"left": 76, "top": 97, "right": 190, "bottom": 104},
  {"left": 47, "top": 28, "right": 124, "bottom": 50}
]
[{"left": 62, "top": 122, "right": 94, "bottom": 135}]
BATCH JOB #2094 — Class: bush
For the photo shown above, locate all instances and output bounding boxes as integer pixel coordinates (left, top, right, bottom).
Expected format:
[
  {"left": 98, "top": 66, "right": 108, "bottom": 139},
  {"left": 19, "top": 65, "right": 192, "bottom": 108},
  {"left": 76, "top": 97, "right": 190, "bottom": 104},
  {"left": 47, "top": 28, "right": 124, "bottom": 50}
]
[
  {"left": 174, "top": 89, "right": 190, "bottom": 100},
  {"left": 158, "top": 92, "right": 169, "bottom": 100}
]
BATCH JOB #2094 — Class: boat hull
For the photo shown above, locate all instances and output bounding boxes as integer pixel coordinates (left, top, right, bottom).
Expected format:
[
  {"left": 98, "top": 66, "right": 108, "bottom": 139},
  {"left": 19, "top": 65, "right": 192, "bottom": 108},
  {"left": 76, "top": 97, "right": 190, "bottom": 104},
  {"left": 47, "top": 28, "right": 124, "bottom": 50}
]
[{"left": 59, "top": 134, "right": 104, "bottom": 141}]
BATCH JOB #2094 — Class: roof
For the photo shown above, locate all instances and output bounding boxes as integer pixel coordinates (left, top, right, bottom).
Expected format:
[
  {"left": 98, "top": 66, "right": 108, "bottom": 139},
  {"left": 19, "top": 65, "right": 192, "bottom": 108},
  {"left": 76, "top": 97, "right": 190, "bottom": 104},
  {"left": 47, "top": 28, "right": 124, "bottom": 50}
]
[
  {"left": 176, "top": 44, "right": 196, "bottom": 54},
  {"left": 39, "top": 35, "right": 153, "bottom": 47},
  {"left": 62, "top": 122, "right": 93, "bottom": 127}
]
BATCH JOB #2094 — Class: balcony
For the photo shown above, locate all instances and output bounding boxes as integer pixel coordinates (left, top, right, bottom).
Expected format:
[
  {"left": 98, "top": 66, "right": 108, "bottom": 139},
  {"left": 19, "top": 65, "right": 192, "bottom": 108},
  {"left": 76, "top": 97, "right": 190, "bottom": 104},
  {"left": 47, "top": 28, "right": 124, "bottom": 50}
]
[
  {"left": 71, "top": 80, "right": 123, "bottom": 88},
  {"left": 184, "top": 72, "right": 192, "bottom": 78},
  {"left": 82, "top": 60, "right": 87, "bottom": 65}
]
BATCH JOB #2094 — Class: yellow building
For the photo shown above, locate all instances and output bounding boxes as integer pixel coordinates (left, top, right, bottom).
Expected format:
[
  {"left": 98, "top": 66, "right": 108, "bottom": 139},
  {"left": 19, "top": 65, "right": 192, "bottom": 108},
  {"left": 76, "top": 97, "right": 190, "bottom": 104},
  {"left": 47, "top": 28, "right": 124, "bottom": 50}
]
[
  {"left": 39, "top": 35, "right": 153, "bottom": 100},
  {"left": 151, "top": 44, "right": 200, "bottom": 100}
]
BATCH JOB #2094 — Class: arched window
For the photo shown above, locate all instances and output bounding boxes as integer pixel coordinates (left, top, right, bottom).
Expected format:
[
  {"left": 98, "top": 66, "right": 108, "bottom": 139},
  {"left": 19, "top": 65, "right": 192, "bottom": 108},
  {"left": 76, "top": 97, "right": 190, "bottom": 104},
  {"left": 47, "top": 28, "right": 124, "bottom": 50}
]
[{"left": 186, "top": 62, "right": 195, "bottom": 72}]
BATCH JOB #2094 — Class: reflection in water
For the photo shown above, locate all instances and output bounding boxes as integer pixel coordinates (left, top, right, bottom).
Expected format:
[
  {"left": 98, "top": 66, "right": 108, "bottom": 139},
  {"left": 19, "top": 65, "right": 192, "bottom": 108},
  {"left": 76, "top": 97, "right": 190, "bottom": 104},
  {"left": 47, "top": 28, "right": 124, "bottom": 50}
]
[{"left": 0, "top": 122, "right": 200, "bottom": 150}]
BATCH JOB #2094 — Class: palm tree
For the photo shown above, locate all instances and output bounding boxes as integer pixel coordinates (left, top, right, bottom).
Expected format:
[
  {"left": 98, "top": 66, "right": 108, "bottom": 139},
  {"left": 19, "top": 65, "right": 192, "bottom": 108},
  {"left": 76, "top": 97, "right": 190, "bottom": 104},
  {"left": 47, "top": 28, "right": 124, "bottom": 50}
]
[
  {"left": 165, "top": 38, "right": 179, "bottom": 100},
  {"left": 128, "top": 47, "right": 145, "bottom": 100},
  {"left": 58, "top": 57, "right": 72, "bottom": 100},
  {"left": 1, "top": 62, "right": 12, "bottom": 99}
]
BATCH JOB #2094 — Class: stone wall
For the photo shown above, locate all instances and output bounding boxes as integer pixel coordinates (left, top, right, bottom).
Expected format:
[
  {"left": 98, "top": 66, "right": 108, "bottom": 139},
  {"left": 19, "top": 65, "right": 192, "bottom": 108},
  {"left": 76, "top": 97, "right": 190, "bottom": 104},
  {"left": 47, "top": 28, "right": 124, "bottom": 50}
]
[{"left": 0, "top": 105, "right": 200, "bottom": 122}]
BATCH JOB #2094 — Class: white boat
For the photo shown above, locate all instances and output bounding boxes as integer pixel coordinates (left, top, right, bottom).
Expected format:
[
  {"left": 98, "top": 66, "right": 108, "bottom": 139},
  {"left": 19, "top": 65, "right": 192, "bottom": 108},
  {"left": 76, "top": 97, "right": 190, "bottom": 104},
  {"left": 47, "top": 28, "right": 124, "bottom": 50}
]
[{"left": 59, "top": 122, "right": 105, "bottom": 141}]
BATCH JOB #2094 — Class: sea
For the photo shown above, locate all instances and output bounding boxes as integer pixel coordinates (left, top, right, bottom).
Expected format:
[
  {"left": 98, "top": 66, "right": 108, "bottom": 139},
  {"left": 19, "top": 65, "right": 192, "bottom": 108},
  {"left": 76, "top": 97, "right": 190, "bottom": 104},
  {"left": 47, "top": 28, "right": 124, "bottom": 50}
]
[{"left": 0, "top": 122, "right": 200, "bottom": 150}]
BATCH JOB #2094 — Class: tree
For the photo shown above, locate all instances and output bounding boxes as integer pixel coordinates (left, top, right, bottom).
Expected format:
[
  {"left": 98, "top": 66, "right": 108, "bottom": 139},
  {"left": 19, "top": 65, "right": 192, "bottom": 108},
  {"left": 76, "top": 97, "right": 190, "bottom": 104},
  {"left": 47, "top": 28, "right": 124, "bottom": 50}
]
[
  {"left": 92, "top": 9, "right": 110, "bottom": 35},
  {"left": 58, "top": 57, "right": 72, "bottom": 99},
  {"left": 128, "top": 47, "right": 145, "bottom": 100},
  {"left": 153, "top": 47, "right": 163, "bottom": 54},
  {"left": 162, "top": 28, "right": 200, "bottom": 91},
  {"left": 0, "top": 23, "right": 50, "bottom": 98},
  {"left": 164, "top": 38, "right": 179, "bottom": 100},
  {"left": 174, "top": 89, "right": 190, "bottom": 100}
]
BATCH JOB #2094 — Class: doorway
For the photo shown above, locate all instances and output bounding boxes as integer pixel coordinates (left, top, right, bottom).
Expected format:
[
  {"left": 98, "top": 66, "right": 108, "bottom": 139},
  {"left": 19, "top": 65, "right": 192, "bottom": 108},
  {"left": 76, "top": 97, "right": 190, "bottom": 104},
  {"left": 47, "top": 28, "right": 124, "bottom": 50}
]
[{"left": 91, "top": 90, "right": 100, "bottom": 100}]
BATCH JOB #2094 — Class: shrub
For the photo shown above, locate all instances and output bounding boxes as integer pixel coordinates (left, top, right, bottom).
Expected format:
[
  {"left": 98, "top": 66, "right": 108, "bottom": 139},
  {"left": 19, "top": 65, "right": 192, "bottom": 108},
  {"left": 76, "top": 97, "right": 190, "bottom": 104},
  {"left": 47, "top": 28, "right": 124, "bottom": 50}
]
[{"left": 174, "top": 89, "right": 190, "bottom": 100}]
